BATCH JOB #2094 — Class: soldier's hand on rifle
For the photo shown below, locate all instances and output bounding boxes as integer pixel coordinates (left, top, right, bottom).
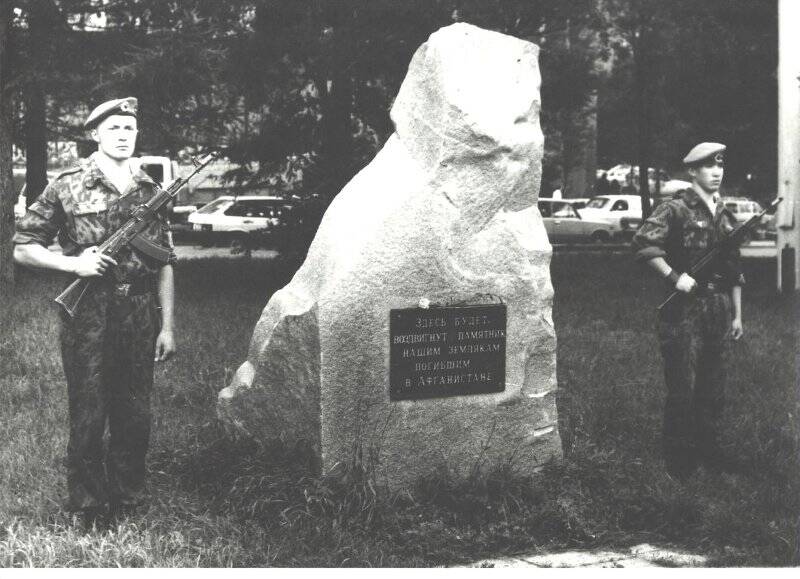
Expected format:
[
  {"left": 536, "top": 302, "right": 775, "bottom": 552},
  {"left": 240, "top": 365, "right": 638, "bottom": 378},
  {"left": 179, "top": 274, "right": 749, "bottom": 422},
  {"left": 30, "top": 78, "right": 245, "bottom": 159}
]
[
  {"left": 72, "top": 246, "right": 118, "bottom": 277},
  {"left": 675, "top": 273, "right": 697, "bottom": 294}
]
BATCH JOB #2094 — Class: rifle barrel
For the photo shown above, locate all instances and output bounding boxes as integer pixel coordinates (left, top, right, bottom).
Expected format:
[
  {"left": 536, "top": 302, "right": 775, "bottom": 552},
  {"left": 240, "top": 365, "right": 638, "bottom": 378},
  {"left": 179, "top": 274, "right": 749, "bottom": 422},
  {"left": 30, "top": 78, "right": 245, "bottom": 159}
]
[{"left": 55, "top": 151, "right": 218, "bottom": 317}]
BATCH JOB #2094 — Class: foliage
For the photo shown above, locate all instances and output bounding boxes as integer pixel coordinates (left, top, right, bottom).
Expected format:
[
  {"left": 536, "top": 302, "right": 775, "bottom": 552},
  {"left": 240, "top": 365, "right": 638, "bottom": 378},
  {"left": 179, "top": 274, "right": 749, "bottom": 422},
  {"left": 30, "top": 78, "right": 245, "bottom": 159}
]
[
  {"left": 1, "top": 1, "right": 779, "bottom": 203},
  {"left": 597, "top": 0, "right": 777, "bottom": 196}
]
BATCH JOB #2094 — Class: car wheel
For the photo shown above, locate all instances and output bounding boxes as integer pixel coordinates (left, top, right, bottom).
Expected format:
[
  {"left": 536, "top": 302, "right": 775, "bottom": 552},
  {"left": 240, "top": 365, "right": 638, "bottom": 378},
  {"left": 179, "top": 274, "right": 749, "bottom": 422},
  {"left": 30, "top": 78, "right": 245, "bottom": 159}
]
[{"left": 590, "top": 230, "right": 611, "bottom": 244}]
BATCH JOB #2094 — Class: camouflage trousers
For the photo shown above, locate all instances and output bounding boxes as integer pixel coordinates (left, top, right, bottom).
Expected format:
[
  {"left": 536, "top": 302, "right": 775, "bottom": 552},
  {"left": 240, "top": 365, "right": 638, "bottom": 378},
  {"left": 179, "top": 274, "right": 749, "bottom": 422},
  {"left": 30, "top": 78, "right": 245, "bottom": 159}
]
[
  {"left": 658, "top": 291, "right": 731, "bottom": 476},
  {"left": 59, "top": 282, "right": 159, "bottom": 511}
]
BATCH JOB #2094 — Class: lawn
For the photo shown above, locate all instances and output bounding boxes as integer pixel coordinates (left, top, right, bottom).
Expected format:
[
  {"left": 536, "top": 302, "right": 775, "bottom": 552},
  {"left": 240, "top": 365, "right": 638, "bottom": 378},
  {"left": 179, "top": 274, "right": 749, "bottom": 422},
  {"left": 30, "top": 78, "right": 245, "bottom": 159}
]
[{"left": 0, "top": 251, "right": 796, "bottom": 567}]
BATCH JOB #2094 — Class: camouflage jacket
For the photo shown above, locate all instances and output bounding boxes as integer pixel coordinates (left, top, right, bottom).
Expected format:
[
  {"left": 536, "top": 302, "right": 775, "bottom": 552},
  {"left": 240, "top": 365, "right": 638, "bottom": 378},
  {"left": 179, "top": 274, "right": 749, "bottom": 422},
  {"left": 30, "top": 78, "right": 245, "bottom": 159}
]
[
  {"left": 13, "top": 153, "right": 176, "bottom": 282},
  {"left": 632, "top": 188, "right": 745, "bottom": 288}
]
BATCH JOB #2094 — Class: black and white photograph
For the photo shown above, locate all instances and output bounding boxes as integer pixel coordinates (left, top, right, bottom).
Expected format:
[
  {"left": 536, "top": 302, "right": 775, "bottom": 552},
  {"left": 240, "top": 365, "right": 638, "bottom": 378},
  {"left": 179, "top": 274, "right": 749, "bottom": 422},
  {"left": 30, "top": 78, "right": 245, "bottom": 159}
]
[{"left": 0, "top": 0, "right": 796, "bottom": 569}]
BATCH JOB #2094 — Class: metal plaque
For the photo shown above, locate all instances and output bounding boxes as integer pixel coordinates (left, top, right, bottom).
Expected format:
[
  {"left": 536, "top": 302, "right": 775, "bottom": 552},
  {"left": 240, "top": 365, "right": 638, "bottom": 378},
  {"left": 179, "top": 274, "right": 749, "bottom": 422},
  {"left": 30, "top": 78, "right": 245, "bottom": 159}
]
[{"left": 389, "top": 303, "right": 506, "bottom": 400}]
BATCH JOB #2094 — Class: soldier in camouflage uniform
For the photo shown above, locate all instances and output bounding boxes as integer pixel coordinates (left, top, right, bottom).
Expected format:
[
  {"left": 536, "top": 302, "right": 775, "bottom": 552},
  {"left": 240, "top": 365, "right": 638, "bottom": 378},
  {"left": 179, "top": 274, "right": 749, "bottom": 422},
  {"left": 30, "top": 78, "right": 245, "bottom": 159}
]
[
  {"left": 14, "top": 98, "right": 176, "bottom": 523},
  {"left": 632, "top": 142, "right": 744, "bottom": 479}
]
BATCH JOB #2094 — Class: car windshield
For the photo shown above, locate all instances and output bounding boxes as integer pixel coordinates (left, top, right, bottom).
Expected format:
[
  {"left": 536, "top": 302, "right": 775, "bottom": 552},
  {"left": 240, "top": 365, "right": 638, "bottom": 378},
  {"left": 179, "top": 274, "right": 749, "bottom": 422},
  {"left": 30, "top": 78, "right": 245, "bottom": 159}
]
[
  {"left": 224, "top": 200, "right": 286, "bottom": 218},
  {"left": 141, "top": 163, "right": 164, "bottom": 184},
  {"left": 586, "top": 198, "right": 609, "bottom": 209},
  {"left": 551, "top": 202, "right": 576, "bottom": 218},
  {"left": 538, "top": 202, "right": 552, "bottom": 218},
  {"left": 195, "top": 198, "right": 234, "bottom": 214}
]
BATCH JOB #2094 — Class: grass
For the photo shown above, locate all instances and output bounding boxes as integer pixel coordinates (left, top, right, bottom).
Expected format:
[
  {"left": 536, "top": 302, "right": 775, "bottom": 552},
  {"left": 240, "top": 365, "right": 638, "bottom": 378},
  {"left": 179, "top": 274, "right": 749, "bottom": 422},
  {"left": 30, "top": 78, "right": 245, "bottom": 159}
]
[{"left": 0, "top": 250, "right": 796, "bottom": 567}]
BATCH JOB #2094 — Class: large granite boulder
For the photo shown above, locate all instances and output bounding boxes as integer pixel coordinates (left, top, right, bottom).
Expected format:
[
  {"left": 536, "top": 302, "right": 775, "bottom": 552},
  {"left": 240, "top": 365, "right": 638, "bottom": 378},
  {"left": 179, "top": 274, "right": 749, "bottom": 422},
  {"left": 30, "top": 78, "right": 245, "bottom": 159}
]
[{"left": 218, "top": 22, "right": 560, "bottom": 490}]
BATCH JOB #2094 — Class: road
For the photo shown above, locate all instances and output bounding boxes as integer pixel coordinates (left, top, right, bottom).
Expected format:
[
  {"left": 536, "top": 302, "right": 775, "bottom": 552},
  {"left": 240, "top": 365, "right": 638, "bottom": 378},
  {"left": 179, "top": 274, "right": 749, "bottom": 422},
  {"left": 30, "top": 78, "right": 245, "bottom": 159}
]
[
  {"left": 174, "top": 244, "right": 279, "bottom": 260},
  {"left": 550, "top": 240, "right": 777, "bottom": 259},
  {"left": 46, "top": 240, "right": 778, "bottom": 261},
  {"left": 739, "top": 240, "right": 778, "bottom": 259}
]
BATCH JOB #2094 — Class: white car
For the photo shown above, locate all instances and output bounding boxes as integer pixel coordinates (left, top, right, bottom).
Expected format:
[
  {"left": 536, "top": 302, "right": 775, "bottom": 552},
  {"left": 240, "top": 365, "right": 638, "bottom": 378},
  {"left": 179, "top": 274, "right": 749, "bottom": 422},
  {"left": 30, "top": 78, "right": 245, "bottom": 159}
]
[
  {"left": 721, "top": 197, "right": 769, "bottom": 242},
  {"left": 721, "top": 197, "right": 763, "bottom": 224},
  {"left": 538, "top": 198, "right": 619, "bottom": 244},
  {"left": 187, "top": 195, "right": 291, "bottom": 248},
  {"left": 566, "top": 198, "right": 590, "bottom": 211},
  {"left": 579, "top": 195, "right": 642, "bottom": 228}
]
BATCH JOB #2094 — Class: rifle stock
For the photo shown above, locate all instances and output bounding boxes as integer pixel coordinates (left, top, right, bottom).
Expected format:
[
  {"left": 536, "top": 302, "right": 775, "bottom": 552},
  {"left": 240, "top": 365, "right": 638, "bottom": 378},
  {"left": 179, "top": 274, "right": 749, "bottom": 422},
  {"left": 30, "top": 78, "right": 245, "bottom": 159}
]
[{"left": 55, "top": 277, "right": 94, "bottom": 318}]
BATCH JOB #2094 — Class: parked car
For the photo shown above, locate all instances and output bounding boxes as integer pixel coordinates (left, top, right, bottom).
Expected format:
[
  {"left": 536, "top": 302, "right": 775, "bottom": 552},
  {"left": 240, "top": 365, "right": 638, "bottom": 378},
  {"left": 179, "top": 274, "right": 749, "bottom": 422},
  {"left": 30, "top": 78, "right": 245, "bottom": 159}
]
[
  {"left": 565, "top": 198, "right": 590, "bottom": 211},
  {"left": 619, "top": 216, "right": 643, "bottom": 240},
  {"left": 186, "top": 195, "right": 293, "bottom": 250},
  {"left": 579, "top": 194, "right": 642, "bottom": 229},
  {"left": 618, "top": 196, "right": 773, "bottom": 243},
  {"left": 721, "top": 197, "right": 763, "bottom": 224},
  {"left": 721, "top": 197, "right": 770, "bottom": 242},
  {"left": 538, "top": 198, "right": 619, "bottom": 244}
]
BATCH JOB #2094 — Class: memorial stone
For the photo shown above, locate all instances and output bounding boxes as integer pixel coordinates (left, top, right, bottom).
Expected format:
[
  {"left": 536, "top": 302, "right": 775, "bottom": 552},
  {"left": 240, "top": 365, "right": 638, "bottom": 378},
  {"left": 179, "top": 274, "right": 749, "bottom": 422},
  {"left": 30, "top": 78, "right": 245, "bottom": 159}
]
[{"left": 218, "top": 22, "right": 561, "bottom": 490}]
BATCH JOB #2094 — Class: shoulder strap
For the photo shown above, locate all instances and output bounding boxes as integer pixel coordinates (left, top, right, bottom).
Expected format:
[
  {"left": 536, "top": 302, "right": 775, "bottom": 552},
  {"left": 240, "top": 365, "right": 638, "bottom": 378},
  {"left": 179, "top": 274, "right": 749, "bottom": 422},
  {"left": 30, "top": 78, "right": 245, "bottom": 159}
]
[{"left": 55, "top": 166, "right": 82, "bottom": 179}]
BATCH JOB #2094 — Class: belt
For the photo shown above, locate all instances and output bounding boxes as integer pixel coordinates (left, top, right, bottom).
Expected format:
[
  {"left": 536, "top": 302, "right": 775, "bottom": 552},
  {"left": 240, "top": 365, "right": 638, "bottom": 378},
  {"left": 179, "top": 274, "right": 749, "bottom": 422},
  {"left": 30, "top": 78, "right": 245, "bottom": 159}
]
[{"left": 105, "top": 276, "right": 156, "bottom": 298}]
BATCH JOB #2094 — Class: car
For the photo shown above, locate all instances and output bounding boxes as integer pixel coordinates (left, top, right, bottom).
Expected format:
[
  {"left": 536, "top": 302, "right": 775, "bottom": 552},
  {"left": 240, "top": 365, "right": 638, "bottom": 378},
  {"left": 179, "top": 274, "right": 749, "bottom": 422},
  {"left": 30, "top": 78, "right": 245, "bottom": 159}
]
[
  {"left": 166, "top": 203, "right": 203, "bottom": 242},
  {"left": 579, "top": 195, "right": 642, "bottom": 230},
  {"left": 618, "top": 196, "right": 772, "bottom": 243},
  {"left": 721, "top": 197, "right": 763, "bottom": 224},
  {"left": 619, "top": 216, "right": 643, "bottom": 240},
  {"left": 565, "top": 198, "right": 590, "bottom": 211},
  {"left": 170, "top": 204, "right": 200, "bottom": 221},
  {"left": 186, "top": 195, "right": 293, "bottom": 250},
  {"left": 721, "top": 197, "right": 770, "bottom": 242},
  {"left": 538, "top": 198, "right": 619, "bottom": 244},
  {"left": 137, "top": 155, "right": 179, "bottom": 188}
]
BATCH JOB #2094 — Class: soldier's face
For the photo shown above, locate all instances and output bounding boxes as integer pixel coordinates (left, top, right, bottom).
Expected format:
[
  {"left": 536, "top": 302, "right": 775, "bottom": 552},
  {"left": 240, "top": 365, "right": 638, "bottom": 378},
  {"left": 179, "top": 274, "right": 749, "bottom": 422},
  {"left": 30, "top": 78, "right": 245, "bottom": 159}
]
[
  {"left": 92, "top": 115, "right": 138, "bottom": 161},
  {"left": 689, "top": 156, "right": 724, "bottom": 194}
]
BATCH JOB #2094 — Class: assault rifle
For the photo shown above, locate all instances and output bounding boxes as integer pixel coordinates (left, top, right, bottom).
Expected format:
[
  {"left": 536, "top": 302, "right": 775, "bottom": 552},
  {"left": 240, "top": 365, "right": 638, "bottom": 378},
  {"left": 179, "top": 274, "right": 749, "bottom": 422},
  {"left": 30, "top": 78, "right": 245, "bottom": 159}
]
[
  {"left": 55, "top": 152, "right": 218, "bottom": 317},
  {"left": 657, "top": 197, "right": 782, "bottom": 311}
]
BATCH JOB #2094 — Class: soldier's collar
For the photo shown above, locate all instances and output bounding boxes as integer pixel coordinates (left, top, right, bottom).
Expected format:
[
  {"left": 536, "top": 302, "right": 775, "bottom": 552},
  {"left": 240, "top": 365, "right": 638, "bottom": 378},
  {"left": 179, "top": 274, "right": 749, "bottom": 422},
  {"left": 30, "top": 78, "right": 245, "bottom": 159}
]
[
  {"left": 81, "top": 155, "right": 105, "bottom": 189},
  {"left": 680, "top": 187, "right": 700, "bottom": 206},
  {"left": 83, "top": 153, "right": 156, "bottom": 189},
  {"left": 681, "top": 187, "right": 716, "bottom": 211}
]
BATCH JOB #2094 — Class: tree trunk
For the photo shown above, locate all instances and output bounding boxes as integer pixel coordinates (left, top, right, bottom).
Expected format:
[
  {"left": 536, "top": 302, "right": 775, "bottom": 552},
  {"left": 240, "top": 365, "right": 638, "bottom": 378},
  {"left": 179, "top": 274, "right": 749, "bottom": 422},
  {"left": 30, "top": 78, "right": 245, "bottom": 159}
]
[
  {"left": 25, "top": 0, "right": 50, "bottom": 206},
  {"left": 634, "top": 23, "right": 652, "bottom": 219},
  {"left": 562, "top": 93, "right": 599, "bottom": 198},
  {"left": 0, "top": 0, "right": 15, "bottom": 308},
  {"left": 317, "top": 28, "right": 354, "bottom": 200}
]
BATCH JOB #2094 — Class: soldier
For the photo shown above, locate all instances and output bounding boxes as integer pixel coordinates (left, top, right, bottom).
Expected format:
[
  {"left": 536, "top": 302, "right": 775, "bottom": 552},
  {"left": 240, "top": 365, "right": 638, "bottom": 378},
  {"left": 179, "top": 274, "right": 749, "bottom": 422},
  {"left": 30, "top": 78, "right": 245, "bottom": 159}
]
[
  {"left": 632, "top": 142, "right": 744, "bottom": 479},
  {"left": 13, "top": 97, "right": 176, "bottom": 525}
]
